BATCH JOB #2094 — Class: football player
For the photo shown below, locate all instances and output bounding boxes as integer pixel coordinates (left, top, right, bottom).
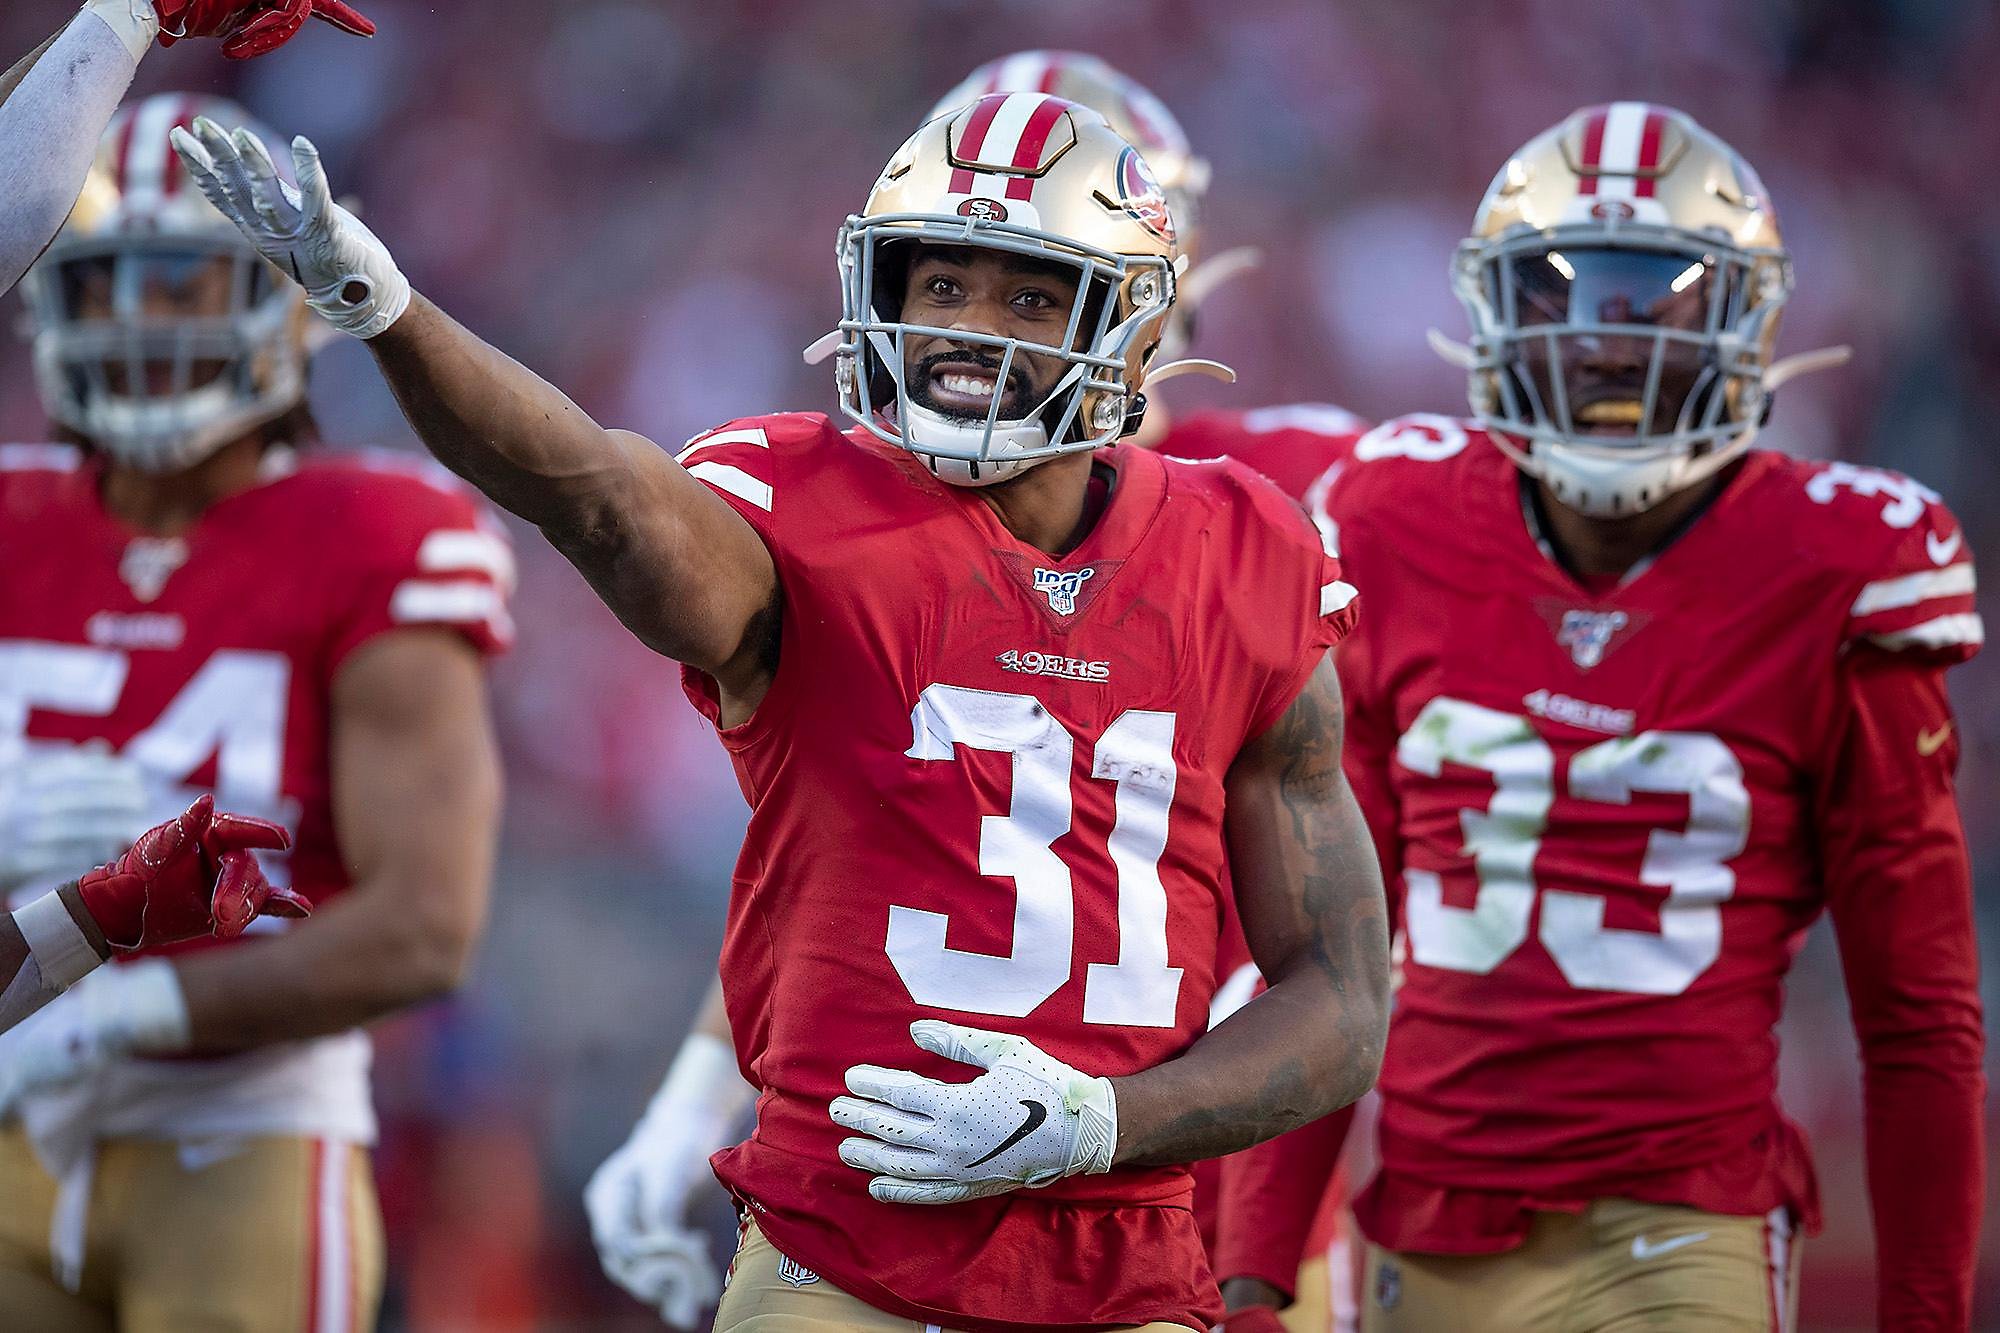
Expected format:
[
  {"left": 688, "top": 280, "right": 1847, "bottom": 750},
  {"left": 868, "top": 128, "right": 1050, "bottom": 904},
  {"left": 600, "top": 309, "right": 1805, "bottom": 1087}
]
[
  {"left": 177, "top": 91, "right": 1392, "bottom": 1331},
  {"left": 0, "top": 795, "right": 301, "bottom": 1035},
  {"left": 586, "top": 54, "right": 1373, "bottom": 1330},
  {"left": 0, "top": 95, "right": 508, "bottom": 1331},
  {"left": 0, "top": 0, "right": 373, "bottom": 297},
  {"left": 1217, "top": 102, "right": 1983, "bottom": 1332}
]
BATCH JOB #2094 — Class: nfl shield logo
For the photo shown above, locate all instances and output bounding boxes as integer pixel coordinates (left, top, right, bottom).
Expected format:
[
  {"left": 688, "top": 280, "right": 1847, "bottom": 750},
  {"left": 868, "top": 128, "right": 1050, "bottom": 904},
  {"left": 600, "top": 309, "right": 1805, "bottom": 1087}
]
[
  {"left": 1556, "top": 608, "right": 1630, "bottom": 669},
  {"left": 776, "top": 1255, "right": 820, "bottom": 1288},
  {"left": 1032, "top": 566, "right": 1095, "bottom": 617}
]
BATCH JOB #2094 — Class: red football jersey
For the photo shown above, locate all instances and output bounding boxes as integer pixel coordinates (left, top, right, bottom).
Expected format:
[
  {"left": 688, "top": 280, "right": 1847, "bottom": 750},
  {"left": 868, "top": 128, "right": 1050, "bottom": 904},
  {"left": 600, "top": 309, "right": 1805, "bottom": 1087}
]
[
  {"left": 0, "top": 443, "right": 512, "bottom": 933},
  {"left": 1159, "top": 403, "right": 1367, "bottom": 532},
  {"left": 1323, "top": 417, "right": 1981, "bottom": 1251},
  {"left": 678, "top": 414, "right": 1354, "bottom": 1331}
]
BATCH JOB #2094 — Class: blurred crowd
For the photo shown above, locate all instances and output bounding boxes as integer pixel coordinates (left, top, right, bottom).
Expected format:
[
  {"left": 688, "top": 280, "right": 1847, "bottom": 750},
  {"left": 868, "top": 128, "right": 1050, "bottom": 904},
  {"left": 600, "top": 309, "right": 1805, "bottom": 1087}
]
[{"left": 4, "top": 0, "right": 1996, "bottom": 1327}]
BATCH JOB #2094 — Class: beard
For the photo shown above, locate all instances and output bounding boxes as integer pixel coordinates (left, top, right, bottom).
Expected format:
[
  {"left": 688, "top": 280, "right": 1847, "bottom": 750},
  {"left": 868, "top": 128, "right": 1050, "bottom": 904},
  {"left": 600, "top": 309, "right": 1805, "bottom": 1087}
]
[{"left": 904, "top": 349, "right": 1046, "bottom": 423}]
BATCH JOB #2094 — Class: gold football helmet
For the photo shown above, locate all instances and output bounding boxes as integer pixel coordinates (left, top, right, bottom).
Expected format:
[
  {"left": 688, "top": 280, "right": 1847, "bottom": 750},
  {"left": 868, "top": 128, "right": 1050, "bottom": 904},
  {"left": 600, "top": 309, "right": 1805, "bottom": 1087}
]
[
  {"left": 928, "top": 52, "right": 1255, "bottom": 359},
  {"left": 816, "top": 93, "right": 1188, "bottom": 486},
  {"left": 1437, "top": 101, "right": 1844, "bottom": 516},
  {"left": 21, "top": 94, "right": 310, "bottom": 472}
]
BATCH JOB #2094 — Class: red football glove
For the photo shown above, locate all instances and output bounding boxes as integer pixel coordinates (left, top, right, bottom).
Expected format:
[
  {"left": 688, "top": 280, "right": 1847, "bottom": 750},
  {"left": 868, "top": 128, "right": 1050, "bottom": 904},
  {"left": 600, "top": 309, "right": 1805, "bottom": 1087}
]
[
  {"left": 156, "top": 0, "right": 376, "bottom": 60},
  {"left": 1219, "top": 1307, "right": 1288, "bottom": 1333},
  {"left": 73, "top": 794, "right": 309, "bottom": 951}
]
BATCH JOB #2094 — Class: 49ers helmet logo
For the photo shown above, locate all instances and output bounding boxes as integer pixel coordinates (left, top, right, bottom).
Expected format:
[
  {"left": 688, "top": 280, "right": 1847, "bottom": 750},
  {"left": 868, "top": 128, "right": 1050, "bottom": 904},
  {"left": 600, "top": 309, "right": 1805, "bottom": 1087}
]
[
  {"left": 1111, "top": 146, "right": 1175, "bottom": 244},
  {"left": 956, "top": 197, "right": 1010, "bottom": 223}
]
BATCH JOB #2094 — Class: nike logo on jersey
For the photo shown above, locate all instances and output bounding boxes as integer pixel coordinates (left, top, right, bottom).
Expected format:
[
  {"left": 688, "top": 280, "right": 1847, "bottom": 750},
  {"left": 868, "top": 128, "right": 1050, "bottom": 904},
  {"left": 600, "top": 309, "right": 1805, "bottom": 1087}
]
[
  {"left": 1630, "top": 1231, "right": 1709, "bottom": 1261},
  {"left": 1918, "top": 723, "right": 1954, "bottom": 757},
  {"left": 177, "top": 1139, "right": 250, "bottom": 1173},
  {"left": 1927, "top": 530, "right": 1964, "bottom": 565},
  {"left": 967, "top": 1099, "right": 1049, "bottom": 1167}
]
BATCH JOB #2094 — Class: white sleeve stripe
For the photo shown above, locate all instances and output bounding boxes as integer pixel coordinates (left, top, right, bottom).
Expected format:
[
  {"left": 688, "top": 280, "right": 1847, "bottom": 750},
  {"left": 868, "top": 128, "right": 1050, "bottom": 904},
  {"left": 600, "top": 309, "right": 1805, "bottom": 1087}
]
[
  {"left": 0, "top": 443, "right": 81, "bottom": 472},
  {"left": 675, "top": 425, "right": 771, "bottom": 463},
  {"left": 1320, "top": 581, "right": 1358, "bottom": 616},
  {"left": 417, "top": 530, "right": 516, "bottom": 592},
  {"left": 687, "top": 461, "right": 773, "bottom": 513},
  {"left": 1850, "top": 563, "right": 1976, "bottom": 616},
  {"left": 1865, "top": 613, "right": 1985, "bottom": 652},
  {"left": 390, "top": 580, "right": 505, "bottom": 627}
]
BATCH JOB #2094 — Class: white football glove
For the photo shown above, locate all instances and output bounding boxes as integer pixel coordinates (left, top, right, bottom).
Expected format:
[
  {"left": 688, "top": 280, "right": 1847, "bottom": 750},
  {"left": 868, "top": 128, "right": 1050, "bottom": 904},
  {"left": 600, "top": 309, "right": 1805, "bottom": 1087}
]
[
  {"left": 0, "top": 959, "right": 189, "bottom": 1117},
  {"left": 168, "top": 117, "right": 409, "bottom": 339},
  {"left": 584, "top": 1033, "right": 751, "bottom": 1327},
  {"left": 0, "top": 746, "right": 151, "bottom": 891},
  {"left": 831, "top": 1020, "right": 1117, "bottom": 1206}
]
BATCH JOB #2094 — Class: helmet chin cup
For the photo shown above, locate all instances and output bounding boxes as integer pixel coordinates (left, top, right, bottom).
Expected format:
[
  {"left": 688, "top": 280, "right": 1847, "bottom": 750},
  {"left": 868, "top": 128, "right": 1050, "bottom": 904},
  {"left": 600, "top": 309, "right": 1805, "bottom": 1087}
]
[
  {"left": 79, "top": 382, "right": 249, "bottom": 472},
  {"left": 1493, "top": 430, "right": 1753, "bottom": 519},
  {"left": 900, "top": 401, "right": 1053, "bottom": 488}
]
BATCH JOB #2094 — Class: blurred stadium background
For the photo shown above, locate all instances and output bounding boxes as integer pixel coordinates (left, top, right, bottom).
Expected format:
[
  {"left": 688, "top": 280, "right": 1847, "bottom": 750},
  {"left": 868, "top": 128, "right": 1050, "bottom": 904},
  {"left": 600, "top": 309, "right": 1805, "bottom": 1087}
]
[{"left": 4, "top": 0, "right": 1994, "bottom": 1328}]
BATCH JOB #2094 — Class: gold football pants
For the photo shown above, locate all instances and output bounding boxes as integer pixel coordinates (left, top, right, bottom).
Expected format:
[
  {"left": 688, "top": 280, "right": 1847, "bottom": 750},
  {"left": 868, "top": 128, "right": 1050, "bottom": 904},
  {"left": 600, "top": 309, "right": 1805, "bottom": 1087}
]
[
  {"left": 1360, "top": 1198, "right": 1798, "bottom": 1333},
  {"left": 0, "top": 1122, "right": 383, "bottom": 1332}
]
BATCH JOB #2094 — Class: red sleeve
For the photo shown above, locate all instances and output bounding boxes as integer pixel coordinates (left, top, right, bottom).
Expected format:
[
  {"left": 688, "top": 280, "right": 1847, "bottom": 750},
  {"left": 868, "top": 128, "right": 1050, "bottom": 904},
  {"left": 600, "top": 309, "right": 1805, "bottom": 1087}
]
[
  {"left": 1815, "top": 651, "right": 1984, "bottom": 1331},
  {"left": 1235, "top": 463, "right": 1359, "bottom": 740},
  {"left": 326, "top": 472, "right": 514, "bottom": 672},
  {"left": 1211, "top": 1103, "right": 1356, "bottom": 1295}
]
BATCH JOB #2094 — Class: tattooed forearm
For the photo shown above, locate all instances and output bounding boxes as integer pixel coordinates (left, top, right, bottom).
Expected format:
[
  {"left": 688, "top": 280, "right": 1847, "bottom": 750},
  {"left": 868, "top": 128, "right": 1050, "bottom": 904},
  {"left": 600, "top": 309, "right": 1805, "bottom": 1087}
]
[{"left": 1108, "top": 658, "right": 1390, "bottom": 1167}]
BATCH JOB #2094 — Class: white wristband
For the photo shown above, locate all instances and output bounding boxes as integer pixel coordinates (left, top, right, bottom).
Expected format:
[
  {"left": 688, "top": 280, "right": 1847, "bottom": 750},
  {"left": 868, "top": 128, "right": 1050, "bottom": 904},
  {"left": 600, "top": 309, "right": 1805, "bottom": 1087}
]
[
  {"left": 636, "top": 1032, "right": 756, "bottom": 1137},
  {"left": 80, "top": 0, "right": 159, "bottom": 65},
  {"left": 13, "top": 891, "right": 100, "bottom": 991}
]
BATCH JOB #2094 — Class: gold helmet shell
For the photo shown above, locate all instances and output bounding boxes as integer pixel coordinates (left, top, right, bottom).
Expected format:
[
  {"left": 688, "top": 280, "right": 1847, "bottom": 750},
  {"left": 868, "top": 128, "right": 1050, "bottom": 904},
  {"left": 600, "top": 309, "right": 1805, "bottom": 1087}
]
[
  {"left": 1447, "top": 102, "right": 1810, "bottom": 516},
  {"left": 927, "top": 52, "right": 1210, "bottom": 247},
  {"left": 21, "top": 94, "right": 310, "bottom": 473},
  {"left": 825, "top": 92, "right": 1183, "bottom": 486}
]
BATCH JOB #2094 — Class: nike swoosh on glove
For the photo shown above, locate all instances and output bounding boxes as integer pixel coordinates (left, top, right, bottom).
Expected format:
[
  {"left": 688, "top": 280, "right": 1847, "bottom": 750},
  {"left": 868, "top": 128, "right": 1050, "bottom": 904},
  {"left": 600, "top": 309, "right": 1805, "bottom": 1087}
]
[
  {"left": 170, "top": 117, "right": 410, "bottom": 339},
  {"left": 831, "top": 1020, "right": 1117, "bottom": 1206}
]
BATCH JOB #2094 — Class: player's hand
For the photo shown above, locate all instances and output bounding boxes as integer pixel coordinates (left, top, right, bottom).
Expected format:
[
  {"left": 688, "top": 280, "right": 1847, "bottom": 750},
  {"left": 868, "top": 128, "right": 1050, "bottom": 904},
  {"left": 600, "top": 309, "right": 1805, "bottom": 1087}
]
[
  {"left": 831, "top": 1020, "right": 1117, "bottom": 1205},
  {"left": 585, "top": 1136, "right": 722, "bottom": 1327},
  {"left": 75, "top": 793, "right": 308, "bottom": 952},
  {"left": 169, "top": 118, "right": 409, "bottom": 339},
  {"left": 0, "top": 747, "right": 150, "bottom": 891},
  {"left": 156, "top": 0, "right": 377, "bottom": 60}
]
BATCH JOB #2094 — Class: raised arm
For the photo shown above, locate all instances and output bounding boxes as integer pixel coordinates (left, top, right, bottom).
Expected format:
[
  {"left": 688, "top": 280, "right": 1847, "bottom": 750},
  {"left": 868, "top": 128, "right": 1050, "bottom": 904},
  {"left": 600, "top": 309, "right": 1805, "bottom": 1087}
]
[
  {"left": 169, "top": 121, "right": 779, "bottom": 699},
  {"left": 0, "top": 2, "right": 153, "bottom": 296},
  {"left": 0, "top": 1, "right": 377, "bottom": 298},
  {"left": 1111, "top": 657, "right": 1390, "bottom": 1163}
]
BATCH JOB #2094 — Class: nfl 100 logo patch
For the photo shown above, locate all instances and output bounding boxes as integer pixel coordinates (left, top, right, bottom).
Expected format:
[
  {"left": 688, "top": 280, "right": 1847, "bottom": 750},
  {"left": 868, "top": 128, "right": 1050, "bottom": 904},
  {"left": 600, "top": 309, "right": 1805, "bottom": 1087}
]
[{"left": 1032, "top": 566, "right": 1095, "bottom": 616}]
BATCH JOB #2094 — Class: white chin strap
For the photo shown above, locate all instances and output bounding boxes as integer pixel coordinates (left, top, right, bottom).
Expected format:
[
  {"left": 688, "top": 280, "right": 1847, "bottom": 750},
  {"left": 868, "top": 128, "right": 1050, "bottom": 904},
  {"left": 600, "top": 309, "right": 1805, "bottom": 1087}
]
[
  {"left": 79, "top": 381, "right": 252, "bottom": 473},
  {"left": 1515, "top": 437, "right": 1747, "bottom": 519},
  {"left": 899, "top": 400, "right": 1053, "bottom": 488}
]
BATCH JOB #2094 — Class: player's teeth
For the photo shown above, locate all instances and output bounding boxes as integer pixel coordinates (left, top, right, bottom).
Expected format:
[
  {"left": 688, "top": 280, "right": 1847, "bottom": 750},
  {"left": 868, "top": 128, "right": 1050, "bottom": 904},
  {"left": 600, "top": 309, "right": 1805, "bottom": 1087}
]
[
  {"left": 941, "top": 374, "right": 994, "bottom": 397},
  {"left": 1577, "top": 400, "right": 1644, "bottom": 424}
]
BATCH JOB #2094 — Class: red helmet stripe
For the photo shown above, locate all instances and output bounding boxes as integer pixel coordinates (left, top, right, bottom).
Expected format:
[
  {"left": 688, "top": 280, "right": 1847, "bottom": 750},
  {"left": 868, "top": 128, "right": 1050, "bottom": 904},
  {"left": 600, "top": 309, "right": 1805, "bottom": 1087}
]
[
  {"left": 1633, "top": 108, "right": 1666, "bottom": 197},
  {"left": 112, "top": 106, "right": 142, "bottom": 195},
  {"left": 1037, "top": 53, "right": 1065, "bottom": 94},
  {"left": 950, "top": 93, "right": 1008, "bottom": 194},
  {"left": 1576, "top": 106, "right": 1608, "bottom": 195},
  {"left": 159, "top": 96, "right": 204, "bottom": 198},
  {"left": 1004, "top": 96, "right": 1068, "bottom": 200}
]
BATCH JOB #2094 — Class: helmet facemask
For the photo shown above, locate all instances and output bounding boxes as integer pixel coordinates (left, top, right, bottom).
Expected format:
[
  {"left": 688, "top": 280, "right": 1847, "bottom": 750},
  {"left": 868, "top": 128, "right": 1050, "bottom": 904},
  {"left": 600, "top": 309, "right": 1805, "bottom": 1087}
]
[
  {"left": 830, "top": 214, "right": 1173, "bottom": 487},
  {"left": 1452, "top": 223, "right": 1793, "bottom": 517},
  {"left": 24, "top": 233, "right": 304, "bottom": 473}
]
